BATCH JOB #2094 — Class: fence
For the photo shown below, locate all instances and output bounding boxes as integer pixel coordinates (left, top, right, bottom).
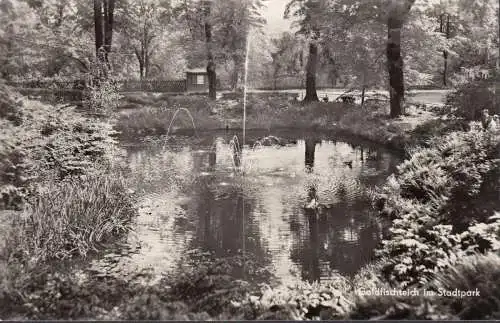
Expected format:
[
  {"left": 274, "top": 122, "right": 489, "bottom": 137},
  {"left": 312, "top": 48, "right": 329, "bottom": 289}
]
[
  {"left": 118, "top": 79, "right": 187, "bottom": 92},
  {"left": 7, "top": 78, "right": 189, "bottom": 93}
]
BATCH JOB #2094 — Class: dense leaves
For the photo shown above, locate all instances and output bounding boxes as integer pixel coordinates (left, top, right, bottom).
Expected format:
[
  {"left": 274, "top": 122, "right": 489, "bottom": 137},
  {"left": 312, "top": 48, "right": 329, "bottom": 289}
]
[{"left": 375, "top": 123, "right": 500, "bottom": 286}]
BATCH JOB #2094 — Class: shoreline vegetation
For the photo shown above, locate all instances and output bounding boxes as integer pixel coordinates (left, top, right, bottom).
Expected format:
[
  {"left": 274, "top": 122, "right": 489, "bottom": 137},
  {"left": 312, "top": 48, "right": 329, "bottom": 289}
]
[
  {"left": 115, "top": 91, "right": 466, "bottom": 153},
  {"left": 1, "top": 80, "right": 499, "bottom": 319}
]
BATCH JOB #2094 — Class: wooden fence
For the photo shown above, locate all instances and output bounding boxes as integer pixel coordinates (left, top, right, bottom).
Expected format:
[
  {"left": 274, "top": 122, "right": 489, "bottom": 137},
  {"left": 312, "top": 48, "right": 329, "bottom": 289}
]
[
  {"left": 8, "top": 79, "right": 188, "bottom": 93},
  {"left": 118, "top": 79, "right": 187, "bottom": 92}
]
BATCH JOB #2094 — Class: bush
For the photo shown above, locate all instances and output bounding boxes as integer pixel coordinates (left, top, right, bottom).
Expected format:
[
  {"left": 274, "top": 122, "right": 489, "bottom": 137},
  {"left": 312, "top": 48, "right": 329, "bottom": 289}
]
[
  {"left": 445, "top": 75, "right": 500, "bottom": 121},
  {"left": 374, "top": 124, "right": 500, "bottom": 287},
  {"left": 0, "top": 82, "right": 23, "bottom": 125},
  {"left": 1, "top": 97, "right": 119, "bottom": 209},
  {"left": 410, "top": 118, "right": 468, "bottom": 147},
  {"left": 83, "top": 77, "right": 122, "bottom": 114},
  {"left": 349, "top": 252, "right": 500, "bottom": 320},
  {"left": 432, "top": 252, "right": 500, "bottom": 320}
]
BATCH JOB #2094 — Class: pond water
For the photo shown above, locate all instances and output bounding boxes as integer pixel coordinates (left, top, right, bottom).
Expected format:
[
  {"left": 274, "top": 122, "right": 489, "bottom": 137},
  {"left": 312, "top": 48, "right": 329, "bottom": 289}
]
[{"left": 92, "top": 130, "right": 401, "bottom": 285}]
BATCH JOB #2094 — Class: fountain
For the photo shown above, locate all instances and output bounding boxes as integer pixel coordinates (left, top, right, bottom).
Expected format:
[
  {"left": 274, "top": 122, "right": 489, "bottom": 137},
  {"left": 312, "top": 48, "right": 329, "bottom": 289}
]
[
  {"left": 242, "top": 29, "right": 251, "bottom": 148},
  {"left": 229, "top": 135, "right": 242, "bottom": 169},
  {"left": 226, "top": 29, "right": 251, "bottom": 173},
  {"left": 165, "top": 107, "right": 198, "bottom": 137}
]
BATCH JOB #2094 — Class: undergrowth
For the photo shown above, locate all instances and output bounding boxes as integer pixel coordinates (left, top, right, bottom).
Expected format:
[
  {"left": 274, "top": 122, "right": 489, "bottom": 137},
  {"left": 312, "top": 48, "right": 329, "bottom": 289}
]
[{"left": 374, "top": 123, "right": 500, "bottom": 287}]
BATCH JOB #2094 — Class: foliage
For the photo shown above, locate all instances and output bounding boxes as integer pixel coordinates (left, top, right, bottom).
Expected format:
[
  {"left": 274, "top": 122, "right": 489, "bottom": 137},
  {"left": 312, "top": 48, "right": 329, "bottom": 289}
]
[
  {"left": 374, "top": 124, "right": 500, "bottom": 287},
  {"left": 445, "top": 75, "right": 500, "bottom": 121},
  {"left": 0, "top": 82, "right": 22, "bottom": 125},
  {"left": 0, "top": 87, "right": 119, "bottom": 209},
  {"left": 432, "top": 252, "right": 500, "bottom": 319},
  {"left": 119, "top": 0, "right": 173, "bottom": 79},
  {"left": 240, "top": 277, "right": 354, "bottom": 320},
  {"left": 3, "top": 171, "right": 135, "bottom": 264},
  {"left": 268, "top": 32, "right": 306, "bottom": 89},
  {"left": 115, "top": 95, "right": 220, "bottom": 139},
  {"left": 427, "top": 0, "right": 499, "bottom": 83},
  {"left": 84, "top": 77, "right": 122, "bottom": 113},
  {"left": 410, "top": 117, "right": 467, "bottom": 147},
  {"left": 172, "top": 0, "right": 265, "bottom": 89},
  {"left": 350, "top": 252, "right": 500, "bottom": 320},
  {"left": 0, "top": 0, "right": 94, "bottom": 79}
]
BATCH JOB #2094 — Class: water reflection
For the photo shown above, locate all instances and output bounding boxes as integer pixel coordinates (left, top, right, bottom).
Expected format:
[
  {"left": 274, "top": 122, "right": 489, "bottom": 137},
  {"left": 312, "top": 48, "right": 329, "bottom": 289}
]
[{"left": 94, "top": 130, "right": 401, "bottom": 284}]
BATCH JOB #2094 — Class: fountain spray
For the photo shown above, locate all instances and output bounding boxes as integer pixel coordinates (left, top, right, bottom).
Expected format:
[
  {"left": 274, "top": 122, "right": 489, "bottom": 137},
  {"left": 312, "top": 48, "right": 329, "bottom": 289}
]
[{"left": 242, "top": 30, "right": 251, "bottom": 148}]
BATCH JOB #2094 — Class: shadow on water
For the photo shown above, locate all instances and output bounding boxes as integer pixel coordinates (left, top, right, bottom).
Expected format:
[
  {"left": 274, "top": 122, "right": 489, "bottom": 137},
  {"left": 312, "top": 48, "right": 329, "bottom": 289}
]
[{"left": 94, "top": 129, "right": 402, "bottom": 285}]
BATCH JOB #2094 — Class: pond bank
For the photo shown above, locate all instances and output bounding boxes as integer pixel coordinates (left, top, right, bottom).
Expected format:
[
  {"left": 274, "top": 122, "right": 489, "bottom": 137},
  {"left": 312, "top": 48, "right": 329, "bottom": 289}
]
[
  {"left": 0, "top": 88, "right": 137, "bottom": 319},
  {"left": 115, "top": 93, "right": 452, "bottom": 153}
]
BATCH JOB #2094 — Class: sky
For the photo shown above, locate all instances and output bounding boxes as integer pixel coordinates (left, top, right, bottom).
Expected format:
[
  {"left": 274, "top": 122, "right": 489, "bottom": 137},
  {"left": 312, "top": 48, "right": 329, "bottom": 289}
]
[{"left": 261, "top": 0, "right": 294, "bottom": 35}]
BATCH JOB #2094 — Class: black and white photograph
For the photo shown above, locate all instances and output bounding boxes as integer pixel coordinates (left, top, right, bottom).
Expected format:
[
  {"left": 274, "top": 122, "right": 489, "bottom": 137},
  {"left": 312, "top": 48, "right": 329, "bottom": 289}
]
[{"left": 0, "top": 0, "right": 499, "bottom": 320}]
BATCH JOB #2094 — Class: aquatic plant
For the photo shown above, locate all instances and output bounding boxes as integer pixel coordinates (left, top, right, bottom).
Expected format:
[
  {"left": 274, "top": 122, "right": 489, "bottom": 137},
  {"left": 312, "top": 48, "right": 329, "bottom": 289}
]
[{"left": 3, "top": 171, "right": 136, "bottom": 264}]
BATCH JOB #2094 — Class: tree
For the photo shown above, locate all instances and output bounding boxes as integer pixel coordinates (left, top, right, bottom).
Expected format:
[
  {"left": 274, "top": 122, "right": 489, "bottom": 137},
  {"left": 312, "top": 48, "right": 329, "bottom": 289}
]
[
  {"left": 93, "top": 0, "right": 115, "bottom": 65},
  {"left": 285, "top": 0, "right": 328, "bottom": 102},
  {"left": 0, "top": 0, "right": 40, "bottom": 79},
  {"left": 212, "top": 0, "right": 265, "bottom": 91},
  {"left": 172, "top": 0, "right": 265, "bottom": 92},
  {"left": 269, "top": 32, "right": 305, "bottom": 89},
  {"left": 203, "top": 0, "right": 216, "bottom": 99},
  {"left": 312, "top": 0, "right": 442, "bottom": 112},
  {"left": 386, "top": 0, "right": 416, "bottom": 117},
  {"left": 121, "top": 0, "right": 172, "bottom": 79},
  {"left": 0, "top": 0, "right": 94, "bottom": 79}
]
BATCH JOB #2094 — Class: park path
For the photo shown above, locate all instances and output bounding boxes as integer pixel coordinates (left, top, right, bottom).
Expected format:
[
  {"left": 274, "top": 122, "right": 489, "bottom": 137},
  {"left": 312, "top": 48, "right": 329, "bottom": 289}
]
[{"left": 246, "top": 88, "right": 451, "bottom": 105}]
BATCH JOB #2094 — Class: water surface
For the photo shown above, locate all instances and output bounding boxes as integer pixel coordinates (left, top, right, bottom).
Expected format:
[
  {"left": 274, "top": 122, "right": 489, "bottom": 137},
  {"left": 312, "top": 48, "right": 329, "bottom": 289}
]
[{"left": 93, "top": 130, "right": 401, "bottom": 285}]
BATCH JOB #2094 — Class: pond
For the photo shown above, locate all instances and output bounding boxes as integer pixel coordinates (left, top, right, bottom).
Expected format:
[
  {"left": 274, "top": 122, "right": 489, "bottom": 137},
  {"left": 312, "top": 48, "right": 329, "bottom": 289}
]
[{"left": 91, "top": 130, "right": 402, "bottom": 286}]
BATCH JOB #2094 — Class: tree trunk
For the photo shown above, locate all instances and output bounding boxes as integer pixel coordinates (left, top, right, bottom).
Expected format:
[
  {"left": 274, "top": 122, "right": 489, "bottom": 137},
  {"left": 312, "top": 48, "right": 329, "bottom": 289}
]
[
  {"left": 93, "top": 0, "right": 103, "bottom": 57},
  {"left": 139, "top": 62, "right": 144, "bottom": 80},
  {"left": 441, "top": 14, "right": 450, "bottom": 87},
  {"left": 231, "top": 59, "right": 240, "bottom": 91},
  {"left": 361, "top": 85, "right": 366, "bottom": 106},
  {"left": 386, "top": 0, "right": 415, "bottom": 118},
  {"left": 103, "top": 0, "right": 114, "bottom": 64},
  {"left": 387, "top": 16, "right": 405, "bottom": 118},
  {"left": 443, "top": 50, "right": 448, "bottom": 86},
  {"left": 305, "top": 138, "right": 316, "bottom": 172},
  {"left": 304, "top": 42, "right": 319, "bottom": 102},
  {"left": 145, "top": 51, "right": 150, "bottom": 79},
  {"left": 204, "top": 0, "right": 216, "bottom": 100}
]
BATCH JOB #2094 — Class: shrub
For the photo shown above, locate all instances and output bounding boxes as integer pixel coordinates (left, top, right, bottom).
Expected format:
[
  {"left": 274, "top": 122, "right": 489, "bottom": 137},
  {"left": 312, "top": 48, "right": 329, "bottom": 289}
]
[
  {"left": 410, "top": 118, "right": 468, "bottom": 147},
  {"left": 431, "top": 252, "right": 500, "bottom": 320},
  {"left": 1, "top": 98, "right": 119, "bottom": 209},
  {"left": 83, "top": 77, "right": 122, "bottom": 114},
  {"left": 350, "top": 252, "right": 500, "bottom": 320},
  {"left": 115, "top": 98, "right": 220, "bottom": 139},
  {"left": 445, "top": 74, "right": 500, "bottom": 121},
  {"left": 242, "top": 278, "right": 354, "bottom": 320},
  {"left": 374, "top": 124, "right": 500, "bottom": 286},
  {"left": 0, "top": 82, "right": 23, "bottom": 125}
]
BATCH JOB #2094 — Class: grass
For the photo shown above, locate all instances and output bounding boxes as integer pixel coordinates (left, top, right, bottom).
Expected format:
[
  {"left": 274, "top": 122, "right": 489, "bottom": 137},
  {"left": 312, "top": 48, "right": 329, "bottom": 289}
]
[
  {"left": 0, "top": 170, "right": 137, "bottom": 319},
  {"left": 116, "top": 105, "right": 221, "bottom": 138},
  {"left": 115, "top": 92, "right": 446, "bottom": 152},
  {"left": 3, "top": 171, "right": 136, "bottom": 264},
  {"left": 0, "top": 86, "right": 138, "bottom": 319}
]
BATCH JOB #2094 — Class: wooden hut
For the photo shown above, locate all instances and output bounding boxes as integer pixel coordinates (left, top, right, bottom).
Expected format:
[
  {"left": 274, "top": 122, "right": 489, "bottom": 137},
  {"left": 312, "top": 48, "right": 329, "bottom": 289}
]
[{"left": 186, "top": 68, "right": 209, "bottom": 92}]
